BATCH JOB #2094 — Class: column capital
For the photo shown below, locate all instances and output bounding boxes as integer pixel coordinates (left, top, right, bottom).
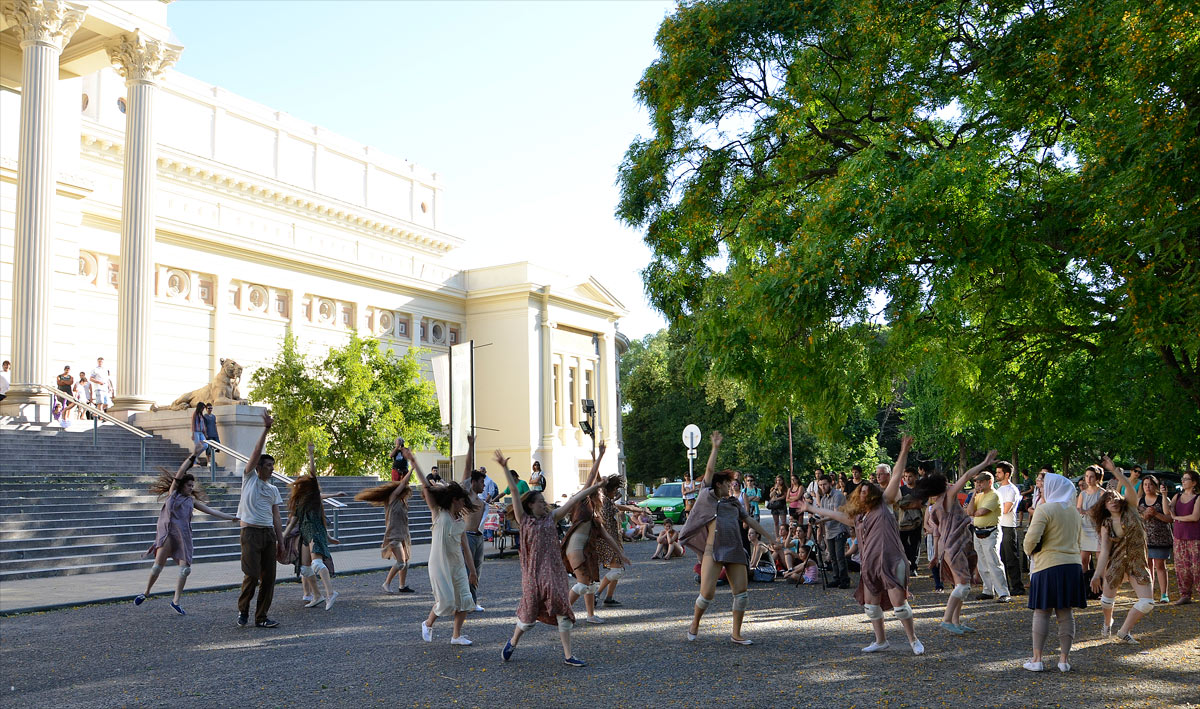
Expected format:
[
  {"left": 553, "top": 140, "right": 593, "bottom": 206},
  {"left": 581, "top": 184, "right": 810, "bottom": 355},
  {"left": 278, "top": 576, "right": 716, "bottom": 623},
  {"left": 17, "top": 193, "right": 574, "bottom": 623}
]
[
  {"left": 3, "top": 0, "right": 85, "bottom": 51},
  {"left": 107, "top": 30, "right": 182, "bottom": 85}
]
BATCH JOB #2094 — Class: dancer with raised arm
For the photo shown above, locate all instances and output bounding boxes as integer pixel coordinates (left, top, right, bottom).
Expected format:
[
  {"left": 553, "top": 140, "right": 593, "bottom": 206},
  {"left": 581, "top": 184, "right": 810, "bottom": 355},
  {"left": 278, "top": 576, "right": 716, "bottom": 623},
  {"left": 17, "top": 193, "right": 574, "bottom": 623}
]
[
  {"left": 236, "top": 411, "right": 286, "bottom": 629},
  {"left": 561, "top": 442, "right": 627, "bottom": 624},
  {"left": 404, "top": 447, "right": 478, "bottom": 645},
  {"left": 500, "top": 450, "right": 607, "bottom": 667},
  {"left": 1090, "top": 457, "right": 1154, "bottom": 643},
  {"left": 908, "top": 448, "right": 999, "bottom": 635},
  {"left": 134, "top": 441, "right": 238, "bottom": 614},
  {"left": 461, "top": 435, "right": 489, "bottom": 611},
  {"left": 356, "top": 473, "right": 415, "bottom": 594},
  {"left": 1021, "top": 472, "right": 1085, "bottom": 672},
  {"left": 679, "top": 431, "right": 777, "bottom": 645},
  {"left": 800, "top": 436, "right": 923, "bottom": 655},
  {"left": 594, "top": 475, "right": 642, "bottom": 607},
  {"left": 285, "top": 443, "right": 342, "bottom": 610}
]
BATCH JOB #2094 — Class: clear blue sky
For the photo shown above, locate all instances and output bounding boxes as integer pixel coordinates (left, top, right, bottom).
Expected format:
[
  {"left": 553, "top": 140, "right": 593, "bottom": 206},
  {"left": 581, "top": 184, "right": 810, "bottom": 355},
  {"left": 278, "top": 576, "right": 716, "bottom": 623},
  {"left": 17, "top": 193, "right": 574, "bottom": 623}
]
[{"left": 168, "top": 0, "right": 675, "bottom": 338}]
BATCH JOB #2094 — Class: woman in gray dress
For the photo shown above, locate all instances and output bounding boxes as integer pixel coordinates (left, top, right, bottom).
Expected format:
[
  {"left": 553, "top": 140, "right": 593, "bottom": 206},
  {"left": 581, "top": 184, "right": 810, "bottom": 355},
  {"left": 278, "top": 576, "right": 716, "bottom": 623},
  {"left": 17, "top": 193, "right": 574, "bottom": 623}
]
[{"left": 679, "top": 431, "right": 776, "bottom": 645}]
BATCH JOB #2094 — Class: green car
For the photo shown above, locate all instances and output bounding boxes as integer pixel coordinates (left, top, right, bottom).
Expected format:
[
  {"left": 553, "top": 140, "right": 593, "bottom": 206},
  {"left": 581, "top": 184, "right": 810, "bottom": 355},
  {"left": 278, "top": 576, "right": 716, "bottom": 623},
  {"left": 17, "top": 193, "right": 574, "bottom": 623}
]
[{"left": 638, "top": 482, "right": 687, "bottom": 523}]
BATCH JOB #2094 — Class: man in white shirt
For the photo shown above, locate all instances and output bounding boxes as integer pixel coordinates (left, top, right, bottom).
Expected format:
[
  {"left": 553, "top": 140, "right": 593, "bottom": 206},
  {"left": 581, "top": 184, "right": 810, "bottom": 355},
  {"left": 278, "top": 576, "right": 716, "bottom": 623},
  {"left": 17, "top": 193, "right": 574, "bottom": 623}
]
[
  {"left": 0, "top": 360, "right": 10, "bottom": 402},
  {"left": 88, "top": 357, "right": 114, "bottom": 411},
  {"left": 236, "top": 411, "right": 284, "bottom": 628},
  {"left": 995, "top": 461, "right": 1026, "bottom": 595}
]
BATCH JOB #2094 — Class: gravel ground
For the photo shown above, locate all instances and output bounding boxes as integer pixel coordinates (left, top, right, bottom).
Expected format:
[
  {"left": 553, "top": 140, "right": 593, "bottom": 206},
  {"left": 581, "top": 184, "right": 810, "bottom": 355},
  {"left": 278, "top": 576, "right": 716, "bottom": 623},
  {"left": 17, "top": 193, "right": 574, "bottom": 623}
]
[{"left": 2, "top": 545, "right": 1198, "bottom": 708}]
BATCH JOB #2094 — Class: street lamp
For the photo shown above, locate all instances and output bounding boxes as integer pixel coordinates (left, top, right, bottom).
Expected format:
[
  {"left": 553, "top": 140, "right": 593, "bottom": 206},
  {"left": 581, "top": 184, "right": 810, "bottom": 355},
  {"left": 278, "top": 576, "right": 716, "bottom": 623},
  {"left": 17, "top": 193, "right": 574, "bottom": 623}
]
[{"left": 581, "top": 399, "right": 597, "bottom": 456}]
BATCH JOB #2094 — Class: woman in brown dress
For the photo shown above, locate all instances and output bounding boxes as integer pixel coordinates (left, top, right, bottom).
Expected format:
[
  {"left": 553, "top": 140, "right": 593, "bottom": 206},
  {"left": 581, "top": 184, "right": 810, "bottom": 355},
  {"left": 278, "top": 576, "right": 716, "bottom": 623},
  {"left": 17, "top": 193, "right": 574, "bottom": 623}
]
[
  {"left": 1090, "top": 457, "right": 1154, "bottom": 643},
  {"left": 800, "top": 436, "right": 924, "bottom": 655},
  {"left": 594, "top": 477, "right": 644, "bottom": 606},
  {"left": 500, "top": 451, "right": 608, "bottom": 667},
  {"left": 908, "top": 449, "right": 999, "bottom": 635},
  {"left": 355, "top": 474, "right": 414, "bottom": 594},
  {"left": 679, "top": 431, "right": 776, "bottom": 645},
  {"left": 561, "top": 442, "right": 628, "bottom": 624}
]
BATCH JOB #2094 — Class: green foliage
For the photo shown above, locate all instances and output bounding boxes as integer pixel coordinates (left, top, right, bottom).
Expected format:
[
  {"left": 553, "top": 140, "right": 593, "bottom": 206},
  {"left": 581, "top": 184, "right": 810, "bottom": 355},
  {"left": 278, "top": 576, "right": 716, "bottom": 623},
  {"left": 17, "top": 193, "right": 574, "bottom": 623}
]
[
  {"left": 618, "top": 0, "right": 1200, "bottom": 465},
  {"left": 248, "top": 331, "right": 443, "bottom": 477}
]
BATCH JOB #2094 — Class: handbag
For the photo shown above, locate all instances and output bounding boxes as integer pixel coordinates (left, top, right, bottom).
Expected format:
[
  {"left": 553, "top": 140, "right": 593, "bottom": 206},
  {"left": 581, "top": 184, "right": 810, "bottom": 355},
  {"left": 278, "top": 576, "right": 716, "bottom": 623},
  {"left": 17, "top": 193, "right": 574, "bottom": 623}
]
[
  {"left": 277, "top": 525, "right": 302, "bottom": 565},
  {"left": 971, "top": 525, "right": 997, "bottom": 539},
  {"left": 751, "top": 558, "right": 777, "bottom": 583},
  {"left": 767, "top": 498, "right": 786, "bottom": 512}
]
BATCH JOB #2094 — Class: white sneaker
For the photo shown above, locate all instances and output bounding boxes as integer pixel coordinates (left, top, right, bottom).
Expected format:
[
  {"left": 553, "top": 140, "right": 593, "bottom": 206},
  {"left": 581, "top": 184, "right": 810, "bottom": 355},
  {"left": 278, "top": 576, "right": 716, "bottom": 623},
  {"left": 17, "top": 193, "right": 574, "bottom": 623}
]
[
  {"left": 382, "top": 581, "right": 396, "bottom": 595},
  {"left": 304, "top": 596, "right": 324, "bottom": 608},
  {"left": 861, "top": 641, "right": 890, "bottom": 653},
  {"left": 1057, "top": 662, "right": 1071, "bottom": 673},
  {"left": 1116, "top": 633, "right": 1139, "bottom": 645},
  {"left": 686, "top": 632, "right": 697, "bottom": 641},
  {"left": 1023, "top": 661, "right": 1045, "bottom": 672},
  {"left": 420, "top": 621, "right": 433, "bottom": 642},
  {"left": 1101, "top": 623, "right": 1112, "bottom": 638},
  {"left": 585, "top": 615, "right": 605, "bottom": 624},
  {"left": 473, "top": 604, "right": 485, "bottom": 612},
  {"left": 302, "top": 594, "right": 314, "bottom": 603},
  {"left": 911, "top": 639, "right": 925, "bottom": 656},
  {"left": 325, "top": 591, "right": 339, "bottom": 610},
  {"left": 450, "top": 635, "right": 473, "bottom": 646}
]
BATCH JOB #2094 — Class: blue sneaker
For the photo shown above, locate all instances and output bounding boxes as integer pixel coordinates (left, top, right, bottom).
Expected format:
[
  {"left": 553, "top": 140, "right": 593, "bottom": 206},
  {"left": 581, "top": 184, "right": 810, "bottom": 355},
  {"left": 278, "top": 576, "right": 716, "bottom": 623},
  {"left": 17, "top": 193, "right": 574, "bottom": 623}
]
[
  {"left": 170, "top": 602, "right": 186, "bottom": 616},
  {"left": 502, "top": 640, "right": 514, "bottom": 662},
  {"left": 563, "top": 656, "right": 587, "bottom": 667},
  {"left": 958, "top": 623, "right": 976, "bottom": 633},
  {"left": 939, "top": 621, "right": 965, "bottom": 635},
  {"left": 133, "top": 594, "right": 146, "bottom": 606}
]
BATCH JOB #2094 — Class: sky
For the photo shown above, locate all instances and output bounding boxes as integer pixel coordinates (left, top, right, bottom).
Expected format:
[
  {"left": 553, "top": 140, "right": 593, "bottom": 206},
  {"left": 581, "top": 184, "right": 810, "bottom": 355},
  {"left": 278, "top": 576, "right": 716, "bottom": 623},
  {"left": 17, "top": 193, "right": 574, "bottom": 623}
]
[{"left": 167, "top": 0, "right": 675, "bottom": 339}]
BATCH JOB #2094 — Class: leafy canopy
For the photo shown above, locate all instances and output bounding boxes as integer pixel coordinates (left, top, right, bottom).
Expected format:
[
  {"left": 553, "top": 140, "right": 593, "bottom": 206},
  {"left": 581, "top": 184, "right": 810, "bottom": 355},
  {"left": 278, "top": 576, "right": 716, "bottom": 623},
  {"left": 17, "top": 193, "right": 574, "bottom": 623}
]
[
  {"left": 617, "top": 0, "right": 1200, "bottom": 453},
  {"left": 249, "top": 332, "right": 443, "bottom": 477}
]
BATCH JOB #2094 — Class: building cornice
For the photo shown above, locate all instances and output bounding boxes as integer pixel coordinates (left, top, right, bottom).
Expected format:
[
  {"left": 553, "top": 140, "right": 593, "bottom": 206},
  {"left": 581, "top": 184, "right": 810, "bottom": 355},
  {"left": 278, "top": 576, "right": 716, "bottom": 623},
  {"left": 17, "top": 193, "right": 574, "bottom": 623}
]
[
  {"left": 0, "top": 156, "right": 94, "bottom": 199},
  {"left": 465, "top": 283, "right": 624, "bottom": 322},
  {"left": 79, "top": 125, "right": 463, "bottom": 256}
]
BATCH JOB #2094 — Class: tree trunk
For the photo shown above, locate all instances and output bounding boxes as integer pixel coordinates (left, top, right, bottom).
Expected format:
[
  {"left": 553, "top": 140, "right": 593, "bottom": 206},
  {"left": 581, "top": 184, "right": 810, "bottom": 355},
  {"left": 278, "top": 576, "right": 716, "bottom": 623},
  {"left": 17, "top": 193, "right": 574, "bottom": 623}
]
[{"left": 957, "top": 435, "right": 967, "bottom": 481}]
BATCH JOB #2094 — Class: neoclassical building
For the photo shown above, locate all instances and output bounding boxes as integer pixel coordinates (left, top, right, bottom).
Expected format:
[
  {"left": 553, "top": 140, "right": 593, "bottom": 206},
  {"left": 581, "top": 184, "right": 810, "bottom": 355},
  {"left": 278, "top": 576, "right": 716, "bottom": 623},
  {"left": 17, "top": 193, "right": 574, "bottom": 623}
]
[{"left": 0, "top": 0, "right": 627, "bottom": 498}]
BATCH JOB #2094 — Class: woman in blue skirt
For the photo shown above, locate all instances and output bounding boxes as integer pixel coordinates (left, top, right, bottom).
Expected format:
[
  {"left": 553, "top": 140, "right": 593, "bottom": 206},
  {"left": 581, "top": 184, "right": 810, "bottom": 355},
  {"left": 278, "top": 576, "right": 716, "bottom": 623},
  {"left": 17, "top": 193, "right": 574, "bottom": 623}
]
[{"left": 1021, "top": 473, "right": 1086, "bottom": 672}]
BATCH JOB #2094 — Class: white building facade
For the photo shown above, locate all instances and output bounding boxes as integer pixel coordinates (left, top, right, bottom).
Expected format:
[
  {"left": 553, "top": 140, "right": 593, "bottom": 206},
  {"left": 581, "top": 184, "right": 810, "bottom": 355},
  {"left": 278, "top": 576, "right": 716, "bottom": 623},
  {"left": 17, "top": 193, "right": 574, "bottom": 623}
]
[{"left": 0, "top": 0, "right": 627, "bottom": 500}]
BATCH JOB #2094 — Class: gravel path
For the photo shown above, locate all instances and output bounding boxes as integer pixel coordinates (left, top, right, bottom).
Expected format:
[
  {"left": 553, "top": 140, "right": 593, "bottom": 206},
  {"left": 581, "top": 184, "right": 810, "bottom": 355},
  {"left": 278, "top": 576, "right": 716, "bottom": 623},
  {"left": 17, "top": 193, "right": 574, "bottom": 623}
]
[{"left": 2, "top": 545, "right": 1197, "bottom": 708}]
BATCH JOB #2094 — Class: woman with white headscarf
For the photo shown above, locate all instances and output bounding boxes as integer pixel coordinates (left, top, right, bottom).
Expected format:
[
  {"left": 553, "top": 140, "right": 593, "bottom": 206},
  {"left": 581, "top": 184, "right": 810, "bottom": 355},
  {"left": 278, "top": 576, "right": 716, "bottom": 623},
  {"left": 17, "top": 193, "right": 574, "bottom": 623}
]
[{"left": 1021, "top": 473, "right": 1087, "bottom": 672}]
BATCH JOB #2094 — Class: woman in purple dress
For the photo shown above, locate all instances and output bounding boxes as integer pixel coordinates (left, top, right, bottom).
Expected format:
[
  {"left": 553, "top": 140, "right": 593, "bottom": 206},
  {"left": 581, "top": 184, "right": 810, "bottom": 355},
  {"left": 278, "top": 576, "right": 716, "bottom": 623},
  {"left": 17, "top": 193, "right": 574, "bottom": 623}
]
[
  {"left": 134, "top": 442, "right": 238, "bottom": 614},
  {"left": 499, "top": 450, "right": 609, "bottom": 667},
  {"left": 800, "top": 436, "right": 924, "bottom": 655}
]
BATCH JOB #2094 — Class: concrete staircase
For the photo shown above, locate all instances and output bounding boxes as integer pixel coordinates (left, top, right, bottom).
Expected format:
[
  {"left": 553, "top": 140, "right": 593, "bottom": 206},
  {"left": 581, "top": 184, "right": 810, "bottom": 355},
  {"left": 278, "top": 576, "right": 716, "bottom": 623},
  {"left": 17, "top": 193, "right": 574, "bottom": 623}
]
[{"left": 0, "top": 422, "right": 431, "bottom": 581}]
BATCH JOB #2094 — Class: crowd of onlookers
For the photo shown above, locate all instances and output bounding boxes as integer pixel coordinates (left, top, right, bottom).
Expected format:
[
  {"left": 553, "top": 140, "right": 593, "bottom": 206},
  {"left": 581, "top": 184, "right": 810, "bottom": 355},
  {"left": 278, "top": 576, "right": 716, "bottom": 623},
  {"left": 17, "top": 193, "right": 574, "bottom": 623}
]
[{"left": 0, "top": 357, "right": 117, "bottom": 420}]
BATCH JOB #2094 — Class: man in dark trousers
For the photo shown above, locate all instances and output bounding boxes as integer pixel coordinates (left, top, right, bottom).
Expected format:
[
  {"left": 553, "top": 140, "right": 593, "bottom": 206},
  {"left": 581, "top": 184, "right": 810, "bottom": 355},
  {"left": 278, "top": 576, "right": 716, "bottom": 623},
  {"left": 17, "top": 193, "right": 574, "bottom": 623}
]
[{"left": 236, "top": 411, "right": 284, "bottom": 628}]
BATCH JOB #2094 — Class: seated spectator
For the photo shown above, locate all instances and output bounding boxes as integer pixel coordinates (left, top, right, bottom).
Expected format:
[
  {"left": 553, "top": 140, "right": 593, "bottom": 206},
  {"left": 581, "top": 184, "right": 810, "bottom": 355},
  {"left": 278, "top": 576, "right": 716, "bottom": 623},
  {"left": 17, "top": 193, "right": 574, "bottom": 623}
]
[
  {"left": 781, "top": 545, "right": 820, "bottom": 584},
  {"left": 651, "top": 519, "right": 684, "bottom": 559},
  {"left": 624, "top": 510, "right": 655, "bottom": 541},
  {"left": 747, "top": 528, "right": 774, "bottom": 569}
]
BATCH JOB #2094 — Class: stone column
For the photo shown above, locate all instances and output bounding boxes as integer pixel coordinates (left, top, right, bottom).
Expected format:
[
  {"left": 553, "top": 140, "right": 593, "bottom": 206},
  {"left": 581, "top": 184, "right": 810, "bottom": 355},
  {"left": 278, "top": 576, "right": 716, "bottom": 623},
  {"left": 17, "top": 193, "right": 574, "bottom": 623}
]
[
  {"left": 0, "top": 0, "right": 85, "bottom": 420},
  {"left": 106, "top": 31, "right": 182, "bottom": 416},
  {"left": 598, "top": 332, "right": 617, "bottom": 451}
]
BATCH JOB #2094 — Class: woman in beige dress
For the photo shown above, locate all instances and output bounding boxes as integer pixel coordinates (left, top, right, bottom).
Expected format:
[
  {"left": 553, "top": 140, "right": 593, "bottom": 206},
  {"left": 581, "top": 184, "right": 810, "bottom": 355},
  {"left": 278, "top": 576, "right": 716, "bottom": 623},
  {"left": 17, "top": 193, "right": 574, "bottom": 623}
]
[{"left": 356, "top": 475, "right": 414, "bottom": 594}]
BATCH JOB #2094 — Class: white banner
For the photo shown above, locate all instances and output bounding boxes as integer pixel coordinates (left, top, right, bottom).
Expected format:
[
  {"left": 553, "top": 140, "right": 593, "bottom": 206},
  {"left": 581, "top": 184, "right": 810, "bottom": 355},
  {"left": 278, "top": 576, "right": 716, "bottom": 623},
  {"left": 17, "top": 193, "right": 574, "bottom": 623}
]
[
  {"left": 432, "top": 353, "right": 451, "bottom": 426},
  {"left": 450, "top": 341, "right": 473, "bottom": 455}
]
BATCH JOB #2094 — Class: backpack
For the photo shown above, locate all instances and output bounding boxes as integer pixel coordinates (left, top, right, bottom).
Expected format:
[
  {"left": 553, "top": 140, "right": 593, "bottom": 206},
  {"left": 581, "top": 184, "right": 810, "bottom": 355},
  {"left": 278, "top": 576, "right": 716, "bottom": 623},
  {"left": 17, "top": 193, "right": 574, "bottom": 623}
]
[{"left": 751, "top": 557, "right": 777, "bottom": 583}]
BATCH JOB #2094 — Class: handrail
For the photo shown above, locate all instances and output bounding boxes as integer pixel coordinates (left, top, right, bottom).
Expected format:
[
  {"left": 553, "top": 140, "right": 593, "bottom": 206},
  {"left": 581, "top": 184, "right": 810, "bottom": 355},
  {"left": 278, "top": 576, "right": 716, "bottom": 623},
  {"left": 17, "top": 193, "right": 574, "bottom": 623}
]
[
  {"left": 204, "top": 438, "right": 346, "bottom": 509},
  {"left": 32, "top": 383, "right": 151, "bottom": 472}
]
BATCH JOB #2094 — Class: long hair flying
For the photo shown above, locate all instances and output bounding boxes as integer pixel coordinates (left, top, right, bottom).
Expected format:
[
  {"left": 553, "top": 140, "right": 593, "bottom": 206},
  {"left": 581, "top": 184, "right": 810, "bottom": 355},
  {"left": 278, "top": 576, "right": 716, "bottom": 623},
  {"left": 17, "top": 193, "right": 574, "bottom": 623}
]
[
  {"left": 426, "top": 480, "right": 478, "bottom": 515},
  {"left": 148, "top": 467, "right": 207, "bottom": 502},
  {"left": 355, "top": 481, "right": 411, "bottom": 506},
  {"left": 843, "top": 480, "right": 884, "bottom": 517},
  {"left": 288, "top": 475, "right": 326, "bottom": 525}
]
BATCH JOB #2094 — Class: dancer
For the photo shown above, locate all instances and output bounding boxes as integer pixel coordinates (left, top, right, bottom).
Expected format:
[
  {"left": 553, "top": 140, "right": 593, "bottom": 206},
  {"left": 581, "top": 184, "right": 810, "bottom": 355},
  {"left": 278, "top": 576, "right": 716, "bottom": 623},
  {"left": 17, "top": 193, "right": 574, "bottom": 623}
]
[
  {"left": 1137, "top": 476, "right": 1173, "bottom": 603},
  {"left": 561, "top": 442, "right": 627, "bottom": 624},
  {"left": 500, "top": 452, "right": 608, "bottom": 667},
  {"left": 355, "top": 474, "right": 414, "bottom": 594},
  {"left": 1090, "top": 457, "right": 1154, "bottom": 643},
  {"left": 679, "top": 431, "right": 777, "bottom": 645},
  {"left": 651, "top": 519, "right": 684, "bottom": 559},
  {"left": 800, "top": 435, "right": 923, "bottom": 655},
  {"left": 1168, "top": 471, "right": 1199, "bottom": 605},
  {"left": 908, "top": 448, "right": 999, "bottom": 635},
  {"left": 594, "top": 475, "right": 642, "bottom": 607},
  {"left": 236, "top": 411, "right": 285, "bottom": 629},
  {"left": 135, "top": 442, "right": 238, "bottom": 614},
  {"left": 404, "top": 447, "right": 478, "bottom": 645},
  {"left": 1021, "top": 473, "right": 1086, "bottom": 672},
  {"left": 462, "top": 436, "right": 488, "bottom": 611},
  {"left": 284, "top": 443, "right": 342, "bottom": 610}
]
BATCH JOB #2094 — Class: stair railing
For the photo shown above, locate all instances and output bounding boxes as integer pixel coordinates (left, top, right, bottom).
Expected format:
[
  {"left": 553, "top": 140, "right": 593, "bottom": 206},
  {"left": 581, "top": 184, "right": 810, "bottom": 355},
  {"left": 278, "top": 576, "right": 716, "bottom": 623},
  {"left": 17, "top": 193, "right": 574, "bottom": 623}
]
[
  {"left": 31, "top": 383, "right": 152, "bottom": 473},
  {"left": 203, "top": 438, "right": 346, "bottom": 537}
]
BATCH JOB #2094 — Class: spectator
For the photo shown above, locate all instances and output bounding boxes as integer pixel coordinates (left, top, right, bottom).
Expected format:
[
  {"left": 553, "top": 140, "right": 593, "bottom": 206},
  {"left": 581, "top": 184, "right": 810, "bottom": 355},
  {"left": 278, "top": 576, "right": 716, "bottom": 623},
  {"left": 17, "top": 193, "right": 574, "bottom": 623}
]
[
  {"left": 497, "top": 469, "right": 529, "bottom": 500},
  {"left": 427, "top": 465, "right": 443, "bottom": 484},
  {"left": 55, "top": 366, "right": 75, "bottom": 420},
  {"left": 786, "top": 475, "right": 803, "bottom": 523},
  {"left": 1168, "top": 471, "right": 1199, "bottom": 605},
  {"left": 846, "top": 465, "right": 864, "bottom": 496},
  {"left": 1021, "top": 472, "right": 1085, "bottom": 673},
  {"left": 202, "top": 403, "right": 220, "bottom": 458},
  {"left": 767, "top": 476, "right": 787, "bottom": 533},
  {"left": 389, "top": 436, "right": 409, "bottom": 483},
  {"left": 1138, "top": 476, "right": 1173, "bottom": 603},
  {"left": 781, "top": 545, "right": 820, "bottom": 584},
  {"left": 89, "top": 357, "right": 114, "bottom": 412},
  {"left": 651, "top": 519, "right": 684, "bottom": 559},
  {"left": 817, "top": 475, "right": 852, "bottom": 588},
  {"left": 72, "top": 368, "right": 92, "bottom": 418},
  {"left": 480, "top": 466, "right": 499, "bottom": 504},
  {"left": 0, "top": 360, "right": 10, "bottom": 402},
  {"left": 967, "top": 471, "right": 1011, "bottom": 602},
  {"left": 995, "top": 461, "right": 1026, "bottom": 595},
  {"left": 742, "top": 474, "right": 762, "bottom": 521},
  {"left": 529, "top": 461, "right": 547, "bottom": 492}
]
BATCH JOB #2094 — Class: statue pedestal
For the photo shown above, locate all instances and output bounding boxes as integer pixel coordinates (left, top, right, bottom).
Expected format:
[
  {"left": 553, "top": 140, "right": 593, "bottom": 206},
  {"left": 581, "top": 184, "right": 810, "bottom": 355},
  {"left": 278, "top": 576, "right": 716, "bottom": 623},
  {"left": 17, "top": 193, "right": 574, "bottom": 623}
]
[{"left": 131, "top": 404, "right": 266, "bottom": 476}]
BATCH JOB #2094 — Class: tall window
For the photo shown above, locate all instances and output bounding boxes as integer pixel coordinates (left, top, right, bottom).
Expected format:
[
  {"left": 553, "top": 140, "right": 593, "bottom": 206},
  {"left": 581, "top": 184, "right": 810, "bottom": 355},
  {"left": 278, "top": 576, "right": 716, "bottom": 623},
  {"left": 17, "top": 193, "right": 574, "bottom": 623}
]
[
  {"left": 585, "top": 369, "right": 593, "bottom": 404},
  {"left": 568, "top": 367, "right": 577, "bottom": 425},
  {"left": 553, "top": 364, "right": 561, "bottom": 426}
]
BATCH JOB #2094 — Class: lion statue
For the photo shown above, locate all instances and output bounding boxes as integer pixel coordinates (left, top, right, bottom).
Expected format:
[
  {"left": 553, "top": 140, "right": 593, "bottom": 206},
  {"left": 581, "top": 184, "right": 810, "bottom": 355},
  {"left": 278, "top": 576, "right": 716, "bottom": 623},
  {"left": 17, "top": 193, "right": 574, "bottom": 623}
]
[{"left": 152, "top": 358, "right": 250, "bottom": 411}]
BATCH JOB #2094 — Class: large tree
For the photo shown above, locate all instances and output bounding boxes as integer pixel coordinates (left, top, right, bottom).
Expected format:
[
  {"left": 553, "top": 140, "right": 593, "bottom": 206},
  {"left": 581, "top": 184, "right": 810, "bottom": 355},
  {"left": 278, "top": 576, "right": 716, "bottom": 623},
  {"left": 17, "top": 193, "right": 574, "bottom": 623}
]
[{"left": 617, "top": 0, "right": 1200, "bottom": 454}]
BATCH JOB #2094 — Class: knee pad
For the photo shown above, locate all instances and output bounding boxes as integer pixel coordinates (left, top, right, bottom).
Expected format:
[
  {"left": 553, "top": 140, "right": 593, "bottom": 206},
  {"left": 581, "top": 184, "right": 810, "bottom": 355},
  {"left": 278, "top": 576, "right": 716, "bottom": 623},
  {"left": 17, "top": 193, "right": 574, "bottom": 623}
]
[
  {"left": 299, "top": 565, "right": 316, "bottom": 578},
  {"left": 571, "top": 582, "right": 590, "bottom": 596},
  {"left": 951, "top": 584, "right": 971, "bottom": 600},
  {"left": 893, "top": 602, "right": 913, "bottom": 620},
  {"left": 556, "top": 615, "right": 574, "bottom": 632},
  {"left": 732, "top": 591, "right": 749, "bottom": 611},
  {"left": 587, "top": 582, "right": 601, "bottom": 595},
  {"left": 311, "top": 559, "right": 327, "bottom": 575},
  {"left": 390, "top": 560, "right": 402, "bottom": 571},
  {"left": 399, "top": 561, "right": 409, "bottom": 570},
  {"left": 1133, "top": 598, "right": 1155, "bottom": 615},
  {"left": 178, "top": 566, "right": 191, "bottom": 578},
  {"left": 605, "top": 567, "right": 625, "bottom": 581},
  {"left": 151, "top": 564, "right": 163, "bottom": 574},
  {"left": 694, "top": 594, "right": 712, "bottom": 610},
  {"left": 515, "top": 620, "right": 536, "bottom": 631},
  {"left": 1100, "top": 595, "right": 1115, "bottom": 608},
  {"left": 864, "top": 603, "right": 884, "bottom": 620}
]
